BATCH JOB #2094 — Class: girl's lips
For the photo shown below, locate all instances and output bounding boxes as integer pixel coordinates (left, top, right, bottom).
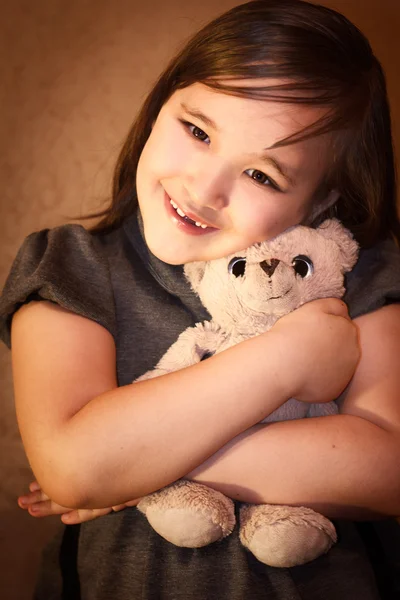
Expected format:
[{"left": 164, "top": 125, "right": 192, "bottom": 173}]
[
  {"left": 179, "top": 206, "right": 218, "bottom": 230},
  {"left": 164, "top": 191, "right": 219, "bottom": 236}
]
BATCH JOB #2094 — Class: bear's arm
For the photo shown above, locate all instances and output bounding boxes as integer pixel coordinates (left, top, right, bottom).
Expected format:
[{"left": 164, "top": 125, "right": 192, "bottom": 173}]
[{"left": 135, "top": 321, "right": 226, "bottom": 381}]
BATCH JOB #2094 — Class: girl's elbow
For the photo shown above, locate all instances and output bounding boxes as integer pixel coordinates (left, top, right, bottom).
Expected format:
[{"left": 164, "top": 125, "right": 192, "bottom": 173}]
[
  {"left": 30, "top": 451, "right": 92, "bottom": 509},
  {"left": 46, "top": 479, "right": 89, "bottom": 510}
]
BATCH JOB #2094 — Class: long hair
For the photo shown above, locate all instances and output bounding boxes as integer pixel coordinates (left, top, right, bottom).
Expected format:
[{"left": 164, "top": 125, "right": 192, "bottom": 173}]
[{"left": 81, "top": 0, "right": 399, "bottom": 247}]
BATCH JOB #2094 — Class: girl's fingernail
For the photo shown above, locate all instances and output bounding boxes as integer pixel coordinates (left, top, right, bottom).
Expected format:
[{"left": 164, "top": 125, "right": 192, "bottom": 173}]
[
  {"left": 18, "top": 497, "right": 28, "bottom": 506},
  {"left": 62, "top": 514, "right": 75, "bottom": 524},
  {"left": 29, "top": 482, "right": 40, "bottom": 492},
  {"left": 29, "top": 505, "right": 39, "bottom": 513}
]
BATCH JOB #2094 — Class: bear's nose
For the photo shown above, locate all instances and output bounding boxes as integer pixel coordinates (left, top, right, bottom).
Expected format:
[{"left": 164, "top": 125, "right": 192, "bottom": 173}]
[{"left": 260, "top": 259, "right": 280, "bottom": 277}]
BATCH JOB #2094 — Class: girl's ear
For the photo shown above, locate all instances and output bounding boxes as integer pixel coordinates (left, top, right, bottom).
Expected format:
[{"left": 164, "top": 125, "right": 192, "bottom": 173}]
[
  {"left": 306, "top": 189, "right": 340, "bottom": 224},
  {"left": 183, "top": 261, "right": 207, "bottom": 292}
]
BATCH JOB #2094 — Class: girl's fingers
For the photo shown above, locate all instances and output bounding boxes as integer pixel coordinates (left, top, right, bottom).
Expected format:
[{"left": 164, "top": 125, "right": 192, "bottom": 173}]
[
  {"left": 24, "top": 498, "right": 114, "bottom": 523},
  {"left": 111, "top": 498, "right": 141, "bottom": 511},
  {"left": 27, "top": 499, "right": 71, "bottom": 517},
  {"left": 23, "top": 498, "right": 115, "bottom": 523},
  {"left": 124, "top": 498, "right": 141, "bottom": 507},
  {"left": 111, "top": 504, "right": 127, "bottom": 512},
  {"left": 60, "top": 501, "right": 141, "bottom": 523},
  {"left": 61, "top": 508, "right": 113, "bottom": 524},
  {"left": 19, "top": 480, "right": 140, "bottom": 524},
  {"left": 18, "top": 489, "right": 49, "bottom": 508},
  {"left": 29, "top": 481, "right": 41, "bottom": 492}
]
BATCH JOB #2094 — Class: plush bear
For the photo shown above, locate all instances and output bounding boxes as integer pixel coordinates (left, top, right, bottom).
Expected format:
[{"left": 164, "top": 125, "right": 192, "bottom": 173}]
[{"left": 135, "top": 219, "right": 359, "bottom": 567}]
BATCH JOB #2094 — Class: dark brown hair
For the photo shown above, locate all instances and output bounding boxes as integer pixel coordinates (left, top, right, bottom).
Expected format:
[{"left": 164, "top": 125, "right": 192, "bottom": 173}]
[{"left": 82, "top": 0, "right": 399, "bottom": 247}]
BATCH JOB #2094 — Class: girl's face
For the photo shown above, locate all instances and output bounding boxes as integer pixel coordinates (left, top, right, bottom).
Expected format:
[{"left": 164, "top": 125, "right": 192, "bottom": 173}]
[{"left": 136, "top": 82, "right": 336, "bottom": 265}]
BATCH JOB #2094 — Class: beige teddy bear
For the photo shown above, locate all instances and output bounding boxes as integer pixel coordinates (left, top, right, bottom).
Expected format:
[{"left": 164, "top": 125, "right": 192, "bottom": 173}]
[{"left": 135, "top": 219, "right": 359, "bottom": 567}]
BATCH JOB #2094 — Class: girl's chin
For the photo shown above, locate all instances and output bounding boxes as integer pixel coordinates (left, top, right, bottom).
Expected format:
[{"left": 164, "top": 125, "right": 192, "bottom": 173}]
[
  {"left": 145, "top": 241, "right": 207, "bottom": 265},
  {"left": 143, "top": 221, "right": 250, "bottom": 264},
  {"left": 143, "top": 236, "right": 191, "bottom": 265}
]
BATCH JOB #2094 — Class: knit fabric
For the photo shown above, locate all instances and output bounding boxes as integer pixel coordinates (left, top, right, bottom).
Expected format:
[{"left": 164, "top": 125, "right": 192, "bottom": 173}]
[{"left": 1, "top": 211, "right": 400, "bottom": 599}]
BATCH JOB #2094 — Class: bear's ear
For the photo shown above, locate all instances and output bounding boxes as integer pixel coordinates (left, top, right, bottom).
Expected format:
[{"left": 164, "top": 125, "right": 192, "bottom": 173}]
[
  {"left": 183, "top": 261, "right": 208, "bottom": 292},
  {"left": 316, "top": 219, "right": 359, "bottom": 272}
]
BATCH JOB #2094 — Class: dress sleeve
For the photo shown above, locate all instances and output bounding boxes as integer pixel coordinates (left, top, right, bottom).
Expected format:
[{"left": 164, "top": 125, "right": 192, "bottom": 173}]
[
  {"left": 0, "top": 224, "right": 116, "bottom": 348},
  {"left": 344, "top": 237, "right": 400, "bottom": 319}
]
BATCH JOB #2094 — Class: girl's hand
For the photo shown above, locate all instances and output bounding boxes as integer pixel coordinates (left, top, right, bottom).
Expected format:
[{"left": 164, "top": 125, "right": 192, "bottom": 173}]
[
  {"left": 271, "top": 298, "right": 360, "bottom": 404},
  {"left": 18, "top": 481, "right": 141, "bottom": 524}
]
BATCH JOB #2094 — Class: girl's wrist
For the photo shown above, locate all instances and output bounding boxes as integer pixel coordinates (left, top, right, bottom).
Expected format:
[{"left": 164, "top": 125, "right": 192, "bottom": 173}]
[
  {"left": 262, "top": 329, "right": 295, "bottom": 401},
  {"left": 234, "top": 329, "right": 293, "bottom": 419}
]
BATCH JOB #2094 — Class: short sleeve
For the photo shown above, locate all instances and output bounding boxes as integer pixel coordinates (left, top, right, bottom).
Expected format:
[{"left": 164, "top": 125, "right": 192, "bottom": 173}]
[
  {"left": 344, "top": 237, "right": 400, "bottom": 319},
  {"left": 0, "top": 224, "right": 116, "bottom": 348}
]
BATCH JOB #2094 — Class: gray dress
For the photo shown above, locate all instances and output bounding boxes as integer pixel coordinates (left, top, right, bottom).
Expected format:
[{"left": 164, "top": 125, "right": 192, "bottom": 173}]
[{"left": 1, "top": 211, "right": 400, "bottom": 599}]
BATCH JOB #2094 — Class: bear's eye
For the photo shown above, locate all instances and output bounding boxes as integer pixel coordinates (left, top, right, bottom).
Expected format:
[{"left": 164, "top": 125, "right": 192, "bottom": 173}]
[
  {"left": 292, "top": 255, "right": 313, "bottom": 278},
  {"left": 228, "top": 257, "right": 246, "bottom": 277}
]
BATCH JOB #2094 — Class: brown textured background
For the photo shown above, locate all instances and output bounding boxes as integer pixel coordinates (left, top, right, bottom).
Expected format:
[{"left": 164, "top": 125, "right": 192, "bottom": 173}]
[{"left": 0, "top": 1, "right": 399, "bottom": 598}]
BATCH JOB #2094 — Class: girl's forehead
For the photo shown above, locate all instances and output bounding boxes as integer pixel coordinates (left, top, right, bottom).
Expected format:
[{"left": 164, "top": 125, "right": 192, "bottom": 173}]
[
  {"left": 169, "top": 82, "right": 328, "bottom": 133},
  {"left": 165, "top": 83, "right": 332, "bottom": 173}
]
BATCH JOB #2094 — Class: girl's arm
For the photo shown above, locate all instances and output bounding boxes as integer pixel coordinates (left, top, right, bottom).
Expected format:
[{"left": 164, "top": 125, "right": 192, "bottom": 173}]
[
  {"left": 11, "top": 297, "right": 357, "bottom": 509},
  {"left": 187, "top": 304, "right": 400, "bottom": 519}
]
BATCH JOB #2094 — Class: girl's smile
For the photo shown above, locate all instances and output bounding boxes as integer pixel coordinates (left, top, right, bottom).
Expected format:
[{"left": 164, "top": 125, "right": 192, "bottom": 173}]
[
  {"left": 164, "top": 190, "right": 220, "bottom": 234},
  {"left": 136, "top": 82, "right": 336, "bottom": 265}
]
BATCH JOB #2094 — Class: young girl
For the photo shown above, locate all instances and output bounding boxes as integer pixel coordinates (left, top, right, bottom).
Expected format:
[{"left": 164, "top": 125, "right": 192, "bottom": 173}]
[{"left": 1, "top": 1, "right": 400, "bottom": 598}]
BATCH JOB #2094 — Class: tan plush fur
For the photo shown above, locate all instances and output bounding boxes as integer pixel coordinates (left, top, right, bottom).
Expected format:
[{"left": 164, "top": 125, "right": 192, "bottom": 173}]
[{"left": 136, "top": 219, "right": 359, "bottom": 567}]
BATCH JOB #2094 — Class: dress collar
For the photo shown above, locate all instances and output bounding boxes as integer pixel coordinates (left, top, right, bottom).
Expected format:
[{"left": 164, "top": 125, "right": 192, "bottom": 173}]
[{"left": 122, "top": 209, "right": 210, "bottom": 319}]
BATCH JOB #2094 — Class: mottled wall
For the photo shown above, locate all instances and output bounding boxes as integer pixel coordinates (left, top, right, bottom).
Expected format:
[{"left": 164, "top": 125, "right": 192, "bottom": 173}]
[{"left": 0, "top": 1, "right": 399, "bottom": 598}]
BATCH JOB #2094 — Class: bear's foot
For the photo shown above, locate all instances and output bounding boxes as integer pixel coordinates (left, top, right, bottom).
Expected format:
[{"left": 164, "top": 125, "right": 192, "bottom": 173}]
[
  {"left": 239, "top": 504, "right": 337, "bottom": 567},
  {"left": 137, "top": 480, "right": 236, "bottom": 548}
]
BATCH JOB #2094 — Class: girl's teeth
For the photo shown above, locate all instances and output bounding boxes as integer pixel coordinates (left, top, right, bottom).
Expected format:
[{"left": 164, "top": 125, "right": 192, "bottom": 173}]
[{"left": 169, "top": 198, "right": 208, "bottom": 228}]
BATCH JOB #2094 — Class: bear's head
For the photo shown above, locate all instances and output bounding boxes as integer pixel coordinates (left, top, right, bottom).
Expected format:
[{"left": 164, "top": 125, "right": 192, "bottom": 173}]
[{"left": 184, "top": 219, "right": 359, "bottom": 335}]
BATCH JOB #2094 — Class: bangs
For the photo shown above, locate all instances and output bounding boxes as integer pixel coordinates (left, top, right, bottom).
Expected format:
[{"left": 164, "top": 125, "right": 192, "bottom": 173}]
[{"left": 202, "top": 77, "right": 366, "bottom": 148}]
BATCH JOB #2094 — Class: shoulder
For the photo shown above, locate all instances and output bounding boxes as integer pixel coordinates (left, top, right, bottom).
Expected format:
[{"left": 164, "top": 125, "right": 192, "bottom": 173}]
[
  {"left": 20, "top": 222, "right": 110, "bottom": 265},
  {"left": 344, "top": 238, "right": 400, "bottom": 319},
  {"left": 0, "top": 223, "right": 118, "bottom": 348},
  {"left": 4, "top": 223, "right": 110, "bottom": 277}
]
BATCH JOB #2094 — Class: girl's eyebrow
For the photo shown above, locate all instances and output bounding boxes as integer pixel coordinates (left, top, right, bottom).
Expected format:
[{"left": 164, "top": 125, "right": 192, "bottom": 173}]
[
  {"left": 259, "top": 153, "right": 296, "bottom": 187},
  {"left": 180, "top": 102, "right": 219, "bottom": 131},
  {"left": 180, "top": 102, "right": 296, "bottom": 187}
]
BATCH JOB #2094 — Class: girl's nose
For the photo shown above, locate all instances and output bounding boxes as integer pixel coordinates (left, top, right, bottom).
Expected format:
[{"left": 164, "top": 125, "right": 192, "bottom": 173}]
[
  {"left": 183, "top": 182, "right": 228, "bottom": 210},
  {"left": 183, "top": 156, "right": 232, "bottom": 210}
]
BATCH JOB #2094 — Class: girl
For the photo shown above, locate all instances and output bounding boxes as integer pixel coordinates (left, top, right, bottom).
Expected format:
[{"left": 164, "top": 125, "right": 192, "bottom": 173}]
[{"left": 2, "top": 1, "right": 400, "bottom": 598}]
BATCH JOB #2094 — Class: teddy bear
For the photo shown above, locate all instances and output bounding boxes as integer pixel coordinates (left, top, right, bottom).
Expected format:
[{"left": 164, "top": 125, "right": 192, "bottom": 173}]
[{"left": 134, "top": 219, "right": 359, "bottom": 567}]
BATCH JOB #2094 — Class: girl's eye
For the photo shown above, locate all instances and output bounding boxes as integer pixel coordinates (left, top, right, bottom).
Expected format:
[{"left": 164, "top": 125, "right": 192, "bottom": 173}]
[
  {"left": 292, "top": 255, "right": 314, "bottom": 278},
  {"left": 245, "top": 169, "right": 281, "bottom": 192},
  {"left": 183, "top": 121, "right": 210, "bottom": 144},
  {"left": 228, "top": 257, "right": 246, "bottom": 277}
]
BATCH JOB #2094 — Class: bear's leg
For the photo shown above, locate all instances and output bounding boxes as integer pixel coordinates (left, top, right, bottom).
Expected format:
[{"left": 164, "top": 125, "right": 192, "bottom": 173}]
[
  {"left": 239, "top": 503, "right": 337, "bottom": 567},
  {"left": 137, "top": 480, "right": 236, "bottom": 548}
]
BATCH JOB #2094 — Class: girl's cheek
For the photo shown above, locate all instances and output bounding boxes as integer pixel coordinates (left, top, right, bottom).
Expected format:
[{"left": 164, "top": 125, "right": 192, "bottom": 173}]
[
  {"left": 233, "top": 201, "right": 288, "bottom": 241},
  {"left": 230, "top": 191, "right": 272, "bottom": 230},
  {"left": 146, "top": 125, "right": 190, "bottom": 171}
]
